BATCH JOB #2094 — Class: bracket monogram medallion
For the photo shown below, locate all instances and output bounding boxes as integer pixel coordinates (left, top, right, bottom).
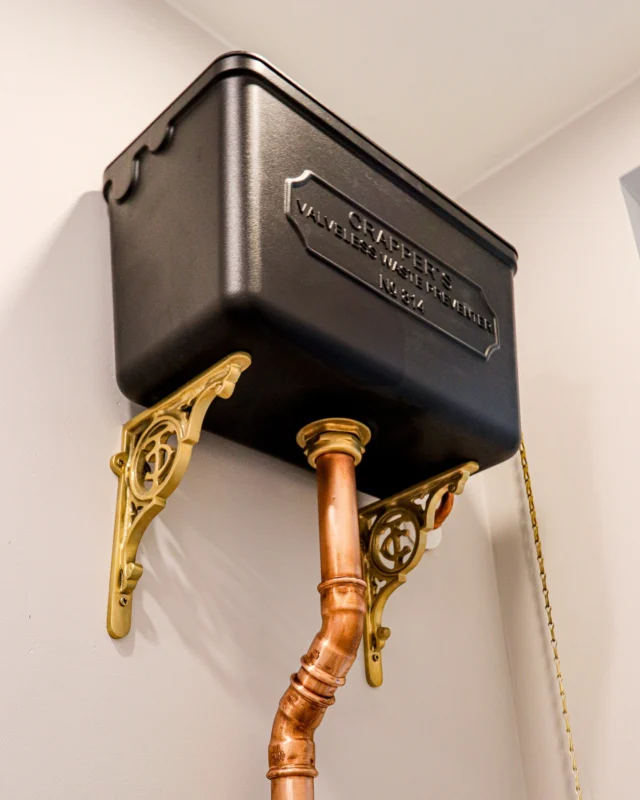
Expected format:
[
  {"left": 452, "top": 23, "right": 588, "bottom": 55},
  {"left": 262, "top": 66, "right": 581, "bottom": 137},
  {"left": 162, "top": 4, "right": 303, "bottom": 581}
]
[
  {"left": 359, "top": 462, "right": 478, "bottom": 686},
  {"left": 107, "top": 352, "right": 251, "bottom": 638}
]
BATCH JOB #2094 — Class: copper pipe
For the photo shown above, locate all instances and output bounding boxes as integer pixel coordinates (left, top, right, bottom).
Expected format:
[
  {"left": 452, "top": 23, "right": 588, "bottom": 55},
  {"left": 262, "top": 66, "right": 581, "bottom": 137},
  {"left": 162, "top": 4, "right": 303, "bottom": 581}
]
[{"left": 267, "top": 419, "right": 371, "bottom": 799}]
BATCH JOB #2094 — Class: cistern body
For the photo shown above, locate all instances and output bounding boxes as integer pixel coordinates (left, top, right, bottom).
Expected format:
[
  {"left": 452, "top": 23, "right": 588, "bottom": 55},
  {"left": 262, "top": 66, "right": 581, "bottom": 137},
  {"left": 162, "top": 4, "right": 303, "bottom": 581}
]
[{"left": 104, "top": 52, "right": 520, "bottom": 497}]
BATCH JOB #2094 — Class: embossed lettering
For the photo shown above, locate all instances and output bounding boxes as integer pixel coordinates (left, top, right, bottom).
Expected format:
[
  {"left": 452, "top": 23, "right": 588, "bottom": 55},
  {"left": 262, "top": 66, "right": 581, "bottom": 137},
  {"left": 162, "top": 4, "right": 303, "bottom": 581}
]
[
  {"left": 379, "top": 275, "right": 397, "bottom": 297},
  {"left": 285, "top": 172, "right": 499, "bottom": 358},
  {"left": 364, "top": 220, "right": 376, "bottom": 241},
  {"left": 381, "top": 253, "right": 398, "bottom": 271}
]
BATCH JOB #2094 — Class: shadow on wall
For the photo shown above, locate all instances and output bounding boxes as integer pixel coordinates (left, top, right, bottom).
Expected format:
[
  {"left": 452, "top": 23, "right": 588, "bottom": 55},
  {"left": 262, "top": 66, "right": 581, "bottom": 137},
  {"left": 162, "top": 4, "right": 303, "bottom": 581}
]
[
  {"left": 621, "top": 167, "right": 640, "bottom": 260},
  {"left": 490, "top": 375, "right": 610, "bottom": 799},
  {"left": 122, "top": 431, "right": 326, "bottom": 719},
  {"left": 0, "top": 189, "right": 322, "bottom": 714},
  {"left": 0, "top": 193, "right": 122, "bottom": 686},
  {"left": 0, "top": 192, "right": 122, "bottom": 606}
]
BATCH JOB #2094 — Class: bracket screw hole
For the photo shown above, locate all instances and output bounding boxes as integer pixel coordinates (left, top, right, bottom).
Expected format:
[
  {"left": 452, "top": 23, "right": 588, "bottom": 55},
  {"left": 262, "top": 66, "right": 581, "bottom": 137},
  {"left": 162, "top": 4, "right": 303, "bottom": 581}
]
[
  {"left": 372, "top": 653, "right": 380, "bottom": 662},
  {"left": 119, "top": 597, "right": 129, "bottom": 607}
]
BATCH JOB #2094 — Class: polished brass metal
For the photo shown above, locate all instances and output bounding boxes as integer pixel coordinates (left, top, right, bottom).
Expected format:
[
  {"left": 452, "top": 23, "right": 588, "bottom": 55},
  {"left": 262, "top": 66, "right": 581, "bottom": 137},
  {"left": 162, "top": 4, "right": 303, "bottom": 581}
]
[
  {"left": 519, "top": 439, "right": 582, "bottom": 799},
  {"left": 359, "top": 462, "right": 478, "bottom": 687},
  {"left": 296, "top": 418, "right": 370, "bottom": 467},
  {"left": 107, "top": 352, "right": 251, "bottom": 639},
  {"left": 268, "top": 418, "right": 371, "bottom": 800}
]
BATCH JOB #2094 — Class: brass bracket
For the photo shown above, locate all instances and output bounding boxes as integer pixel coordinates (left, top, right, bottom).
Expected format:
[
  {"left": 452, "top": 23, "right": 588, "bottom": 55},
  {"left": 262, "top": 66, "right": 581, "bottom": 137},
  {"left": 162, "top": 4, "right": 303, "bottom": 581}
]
[
  {"left": 107, "top": 352, "right": 251, "bottom": 639},
  {"left": 359, "top": 462, "right": 478, "bottom": 687}
]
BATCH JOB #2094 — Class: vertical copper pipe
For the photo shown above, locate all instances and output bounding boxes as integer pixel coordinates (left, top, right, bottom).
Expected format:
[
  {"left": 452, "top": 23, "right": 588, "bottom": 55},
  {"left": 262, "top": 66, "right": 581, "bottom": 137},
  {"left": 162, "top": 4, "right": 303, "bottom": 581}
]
[{"left": 267, "top": 419, "right": 371, "bottom": 799}]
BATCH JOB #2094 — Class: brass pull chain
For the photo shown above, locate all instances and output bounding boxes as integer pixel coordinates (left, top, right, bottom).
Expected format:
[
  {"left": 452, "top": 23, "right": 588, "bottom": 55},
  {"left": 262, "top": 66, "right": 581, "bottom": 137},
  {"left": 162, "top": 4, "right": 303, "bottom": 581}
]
[{"left": 519, "top": 439, "right": 583, "bottom": 799}]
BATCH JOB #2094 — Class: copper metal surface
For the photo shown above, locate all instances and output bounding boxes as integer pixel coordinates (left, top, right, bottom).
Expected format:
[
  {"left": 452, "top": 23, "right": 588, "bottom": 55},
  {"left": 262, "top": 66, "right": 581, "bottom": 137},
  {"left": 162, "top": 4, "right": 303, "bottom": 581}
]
[{"left": 267, "top": 419, "right": 370, "bottom": 798}]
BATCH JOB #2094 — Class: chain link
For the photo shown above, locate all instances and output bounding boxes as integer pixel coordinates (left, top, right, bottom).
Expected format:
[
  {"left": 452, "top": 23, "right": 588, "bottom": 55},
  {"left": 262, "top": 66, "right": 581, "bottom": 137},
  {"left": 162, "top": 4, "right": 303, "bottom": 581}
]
[{"left": 519, "top": 439, "right": 582, "bottom": 799}]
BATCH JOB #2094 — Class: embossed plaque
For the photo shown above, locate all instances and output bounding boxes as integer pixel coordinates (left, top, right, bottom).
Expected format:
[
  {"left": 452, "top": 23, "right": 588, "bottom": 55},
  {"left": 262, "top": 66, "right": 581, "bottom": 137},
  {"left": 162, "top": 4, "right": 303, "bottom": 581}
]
[{"left": 286, "top": 171, "right": 499, "bottom": 358}]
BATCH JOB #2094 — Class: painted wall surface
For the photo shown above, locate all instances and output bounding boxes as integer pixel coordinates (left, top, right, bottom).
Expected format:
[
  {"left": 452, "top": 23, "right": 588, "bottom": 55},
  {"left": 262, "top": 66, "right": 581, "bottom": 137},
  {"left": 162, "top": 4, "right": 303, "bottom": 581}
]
[
  {"left": 461, "top": 77, "right": 640, "bottom": 800},
  {"left": 0, "top": 2, "right": 526, "bottom": 798}
]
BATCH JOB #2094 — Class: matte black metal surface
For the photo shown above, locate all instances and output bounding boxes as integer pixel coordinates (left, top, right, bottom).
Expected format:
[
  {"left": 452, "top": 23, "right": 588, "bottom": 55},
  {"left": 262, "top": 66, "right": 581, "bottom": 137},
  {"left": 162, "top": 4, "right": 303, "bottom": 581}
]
[{"left": 104, "top": 52, "right": 520, "bottom": 497}]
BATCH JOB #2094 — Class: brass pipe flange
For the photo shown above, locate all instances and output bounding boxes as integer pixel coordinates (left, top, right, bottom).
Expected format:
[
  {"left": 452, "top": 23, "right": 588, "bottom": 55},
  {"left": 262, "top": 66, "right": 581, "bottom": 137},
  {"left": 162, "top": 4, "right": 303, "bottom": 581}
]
[{"left": 297, "top": 417, "right": 371, "bottom": 468}]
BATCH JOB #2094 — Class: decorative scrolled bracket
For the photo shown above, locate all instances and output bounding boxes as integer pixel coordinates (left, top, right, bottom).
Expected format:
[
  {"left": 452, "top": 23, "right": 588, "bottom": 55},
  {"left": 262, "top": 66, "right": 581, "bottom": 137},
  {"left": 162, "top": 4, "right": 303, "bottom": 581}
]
[
  {"left": 107, "top": 352, "right": 251, "bottom": 639},
  {"left": 359, "top": 461, "right": 478, "bottom": 686}
]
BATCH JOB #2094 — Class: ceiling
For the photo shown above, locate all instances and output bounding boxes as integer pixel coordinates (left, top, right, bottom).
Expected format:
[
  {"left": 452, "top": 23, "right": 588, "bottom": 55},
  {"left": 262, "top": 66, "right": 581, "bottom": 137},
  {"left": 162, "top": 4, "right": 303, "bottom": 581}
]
[{"left": 166, "top": 0, "right": 640, "bottom": 196}]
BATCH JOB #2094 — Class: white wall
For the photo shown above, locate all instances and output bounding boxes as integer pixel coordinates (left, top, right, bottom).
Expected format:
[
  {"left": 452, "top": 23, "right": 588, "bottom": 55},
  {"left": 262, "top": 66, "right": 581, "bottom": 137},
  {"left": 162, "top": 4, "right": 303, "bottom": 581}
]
[
  {"left": 0, "top": 2, "right": 526, "bottom": 798},
  {"left": 461, "top": 76, "right": 640, "bottom": 800}
]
